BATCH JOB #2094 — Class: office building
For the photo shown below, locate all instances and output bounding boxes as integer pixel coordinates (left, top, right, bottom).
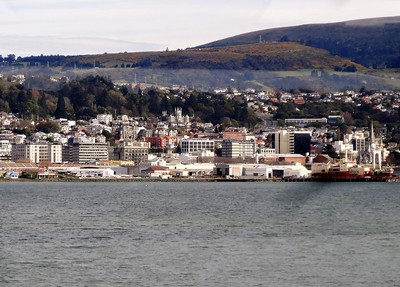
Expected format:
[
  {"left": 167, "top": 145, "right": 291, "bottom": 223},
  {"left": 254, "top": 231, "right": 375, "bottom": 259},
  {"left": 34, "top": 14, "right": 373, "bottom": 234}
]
[
  {"left": 180, "top": 138, "right": 215, "bottom": 154},
  {"left": 221, "top": 140, "right": 257, "bottom": 158},
  {"left": 12, "top": 143, "right": 62, "bottom": 163}
]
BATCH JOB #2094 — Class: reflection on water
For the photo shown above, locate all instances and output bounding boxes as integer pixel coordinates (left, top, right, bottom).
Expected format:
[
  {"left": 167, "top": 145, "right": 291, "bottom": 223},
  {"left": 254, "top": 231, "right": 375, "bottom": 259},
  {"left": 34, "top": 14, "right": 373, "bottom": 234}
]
[{"left": 1, "top": 182, "right": 399, "bottom": 286}]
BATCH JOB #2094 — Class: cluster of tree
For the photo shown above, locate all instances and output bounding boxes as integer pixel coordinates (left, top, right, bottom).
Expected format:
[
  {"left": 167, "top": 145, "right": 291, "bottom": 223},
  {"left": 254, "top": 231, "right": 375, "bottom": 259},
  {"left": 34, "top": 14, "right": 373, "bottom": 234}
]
[
  {"left": 19, "top": 54, "right": 71, "bottom": 67},
  {"left": 386, "top": 150, "right": 400, "bottom": 165},
  {"left": 1, "top": 54, "right": 77, "bottom": 68},
  {"left": 300, "top": 25, "right": 400, "bottom": 68},
  {"left": 0, "top": 82, "right": 41, "bottom": 119},
  {"left": 0, "top": 54, "right": 17, "bottom": 64},
  {"left": 0, "top": 76, "right": 259, "bottom": 128}
]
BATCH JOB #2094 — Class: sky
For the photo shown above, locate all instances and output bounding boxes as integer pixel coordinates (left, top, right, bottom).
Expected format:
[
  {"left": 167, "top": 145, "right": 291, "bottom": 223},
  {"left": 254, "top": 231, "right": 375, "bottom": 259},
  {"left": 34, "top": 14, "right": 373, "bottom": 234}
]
[{"left": 0, "top": 0, "right": 399, "bottom": 57}]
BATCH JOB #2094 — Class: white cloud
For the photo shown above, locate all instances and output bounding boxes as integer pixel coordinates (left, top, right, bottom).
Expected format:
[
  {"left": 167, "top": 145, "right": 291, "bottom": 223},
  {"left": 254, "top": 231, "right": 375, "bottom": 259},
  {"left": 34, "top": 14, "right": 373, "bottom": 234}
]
[
  {"left": 260, "top": 0, "right": 400, "bottom": 28},
  {"left": 0, "top": 34, "right": 164, "bottom": 56},
  {"left": 0, "top": 0, "right": 399, "bottom": 56}
]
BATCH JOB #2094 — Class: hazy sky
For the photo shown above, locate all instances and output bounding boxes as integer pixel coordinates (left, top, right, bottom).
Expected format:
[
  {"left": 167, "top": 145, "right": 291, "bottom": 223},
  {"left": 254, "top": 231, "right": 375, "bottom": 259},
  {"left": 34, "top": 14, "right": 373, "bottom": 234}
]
[{"left": 0, "top": 0, "right": 398, "bottom": 56}]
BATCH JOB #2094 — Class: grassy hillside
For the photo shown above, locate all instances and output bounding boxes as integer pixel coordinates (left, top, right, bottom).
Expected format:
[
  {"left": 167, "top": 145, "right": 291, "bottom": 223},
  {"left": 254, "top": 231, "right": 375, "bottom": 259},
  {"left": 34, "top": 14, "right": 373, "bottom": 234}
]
[
  {"left": 9, "top": 16, "right": 400, "bottom": 91},
  {"left": 65, "top": 42, "right": 365, "bottom": 72},
  {"left": 198, "top": 16, "right": 400, "bottom": 69}
]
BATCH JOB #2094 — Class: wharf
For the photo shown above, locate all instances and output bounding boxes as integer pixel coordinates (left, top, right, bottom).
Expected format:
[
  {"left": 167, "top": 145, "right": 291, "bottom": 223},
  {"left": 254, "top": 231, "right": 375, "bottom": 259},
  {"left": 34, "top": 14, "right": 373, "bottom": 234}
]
[
  {"left": 284, "top": 176, "right": 400, "bottom": 183},
  {"left": 2, "top": 175, "right": 399, "bottom": 183}
]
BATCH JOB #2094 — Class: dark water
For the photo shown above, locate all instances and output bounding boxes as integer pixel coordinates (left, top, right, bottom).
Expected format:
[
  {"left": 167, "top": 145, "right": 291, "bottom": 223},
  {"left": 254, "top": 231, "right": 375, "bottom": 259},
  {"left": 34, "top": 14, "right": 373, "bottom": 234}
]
[{"left": 1, "top": 182, "right": 399, "bottom": 287}]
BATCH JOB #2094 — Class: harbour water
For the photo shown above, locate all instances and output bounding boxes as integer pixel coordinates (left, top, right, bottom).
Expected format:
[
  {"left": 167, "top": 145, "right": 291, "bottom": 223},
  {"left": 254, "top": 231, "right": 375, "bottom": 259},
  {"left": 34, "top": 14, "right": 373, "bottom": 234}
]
[{"left": 1, "top": 182, "right": 399, "bottom": 286}]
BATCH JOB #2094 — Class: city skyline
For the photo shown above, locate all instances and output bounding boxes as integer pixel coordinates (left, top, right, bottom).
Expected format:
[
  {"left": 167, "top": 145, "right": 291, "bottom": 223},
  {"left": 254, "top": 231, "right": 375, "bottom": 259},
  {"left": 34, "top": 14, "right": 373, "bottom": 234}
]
[{"left": 0, "top": 0, "right": 399, "bottom": 56}]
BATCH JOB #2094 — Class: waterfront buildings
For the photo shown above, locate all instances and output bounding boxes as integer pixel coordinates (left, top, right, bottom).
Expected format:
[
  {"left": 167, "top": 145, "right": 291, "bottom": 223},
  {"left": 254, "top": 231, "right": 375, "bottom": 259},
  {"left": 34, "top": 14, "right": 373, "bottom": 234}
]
[
  {"left": 112, "top": 141, "right": 150, "bottom": 164},
  {"left": 11, "top": 143, "right": 62, "bottom": 163},
  {"left": 273, "top": 130, "right": 312, "bottom": 155},
  {"left": 221, "top": 139, "right": 257, "bottom": 158},
  {"left": 180, "top": 138, "right": 215, "bottom": 154},
  {"left": 214, "top": 162, "right": 310, "bottom": 179},
  {"left": 0, "top": 83, "right": 398, "bottom": 179},
  {"left": 350, "top": 131, "right": 367, "bottom": 153},
  {"left": 0, "top": 140, "right": 12, "bottom": 160},
  {"left": 62, "top": 142, "right": 109, "bottom": 163}
]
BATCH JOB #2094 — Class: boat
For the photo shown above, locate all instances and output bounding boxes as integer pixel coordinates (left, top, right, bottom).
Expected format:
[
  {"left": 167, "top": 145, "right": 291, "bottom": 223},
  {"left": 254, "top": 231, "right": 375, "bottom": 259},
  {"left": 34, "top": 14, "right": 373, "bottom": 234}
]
[{"left": 311, "top": 162, "right": 395, "bottom": 181}]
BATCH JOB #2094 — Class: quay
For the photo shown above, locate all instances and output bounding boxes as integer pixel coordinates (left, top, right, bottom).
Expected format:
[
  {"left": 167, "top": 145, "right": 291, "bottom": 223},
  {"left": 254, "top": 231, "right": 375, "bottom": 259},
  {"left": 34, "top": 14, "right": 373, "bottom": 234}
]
[{"left": 2, "top": 175, "right": 399, "bottom": 183}]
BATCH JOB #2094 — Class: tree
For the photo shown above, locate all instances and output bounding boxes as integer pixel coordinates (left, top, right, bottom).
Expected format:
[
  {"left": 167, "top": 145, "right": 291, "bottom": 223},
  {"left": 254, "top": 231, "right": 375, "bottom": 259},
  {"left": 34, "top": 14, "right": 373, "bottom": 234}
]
[
  {"left": 280, "top": 35, "right": 289, "bottom": 42},
  {"left": 342, "top": 111, "right": 353, "bottom": 125},
  {"left": 343, "top": 65, "right": 357, "bottom": 72},
  {"left": 148, "top": 90, "right": 162, "bottom": 114},
  {"left": 17, "top": 90, "right": 38, "bottom": 119},
  {"left": 54, "top": 94, "right": 67, "bottom": 118},
  {"left": 398, "top": 107, "right": 400, "bottom": 122},
  {"left": 240, "top": 101, "right": 249, "bottom": 124},
  {"left": 310, "top": 70, "right": 318, "bottom": 77},
  {"left": 320, "top": 70, "right": 330, "bottom": 79},
  {"left": 102, "top": 129, "right": 113, "bottom": 141},
  {"left": 120, "top": 86, "right": 129, "bottom": 96},
  {"left": 5, "top": 54, "right": 16, "bottom": 63},
  {"left": 160, "top": 96, "right": 172, "bottom": 114},
  {"left": 322, "top": 144, "right": 339, "bottom": 159},
  {"left": 36, "top": 121, "right": 60, "bottom": 133},
  {"left": 386, "top": 151, "right": 400, "bottom": 165},
  {"left": 68, "top": 84, "right": 85, "bottom": 112},
  {"left": 0, "top": 99, "right": 10, "bottom": 112}
]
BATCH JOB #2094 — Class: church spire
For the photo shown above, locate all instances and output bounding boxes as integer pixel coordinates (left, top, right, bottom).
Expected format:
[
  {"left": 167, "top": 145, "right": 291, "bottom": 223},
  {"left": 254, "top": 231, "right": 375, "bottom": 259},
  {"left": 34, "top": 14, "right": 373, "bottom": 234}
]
[{"left": 370, "top": 121, "right": 375, "bottom": 144}]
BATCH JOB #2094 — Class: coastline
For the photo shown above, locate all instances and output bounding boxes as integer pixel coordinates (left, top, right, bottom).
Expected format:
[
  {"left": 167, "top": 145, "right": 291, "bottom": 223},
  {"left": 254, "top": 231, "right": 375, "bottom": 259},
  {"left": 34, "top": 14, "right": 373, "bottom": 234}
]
[{"left": 1, "top": 176, "right": 399, "bottom": 183}]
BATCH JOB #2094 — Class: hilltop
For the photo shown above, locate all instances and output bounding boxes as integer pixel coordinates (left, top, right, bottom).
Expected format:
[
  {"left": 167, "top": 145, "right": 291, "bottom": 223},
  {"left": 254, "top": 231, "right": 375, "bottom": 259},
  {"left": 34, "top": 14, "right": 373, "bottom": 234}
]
[
  {"left": 64, "top": 42, "right": 364, "bottom": 72},
  {"left": 3, "top": 16, "right": 400, "bottom": 91},
  {"left": 6, "top": 16, "right": 400, "bottom": 71},
  {"left": 197, "top": 16, "right": 400, "bottom": 69}
]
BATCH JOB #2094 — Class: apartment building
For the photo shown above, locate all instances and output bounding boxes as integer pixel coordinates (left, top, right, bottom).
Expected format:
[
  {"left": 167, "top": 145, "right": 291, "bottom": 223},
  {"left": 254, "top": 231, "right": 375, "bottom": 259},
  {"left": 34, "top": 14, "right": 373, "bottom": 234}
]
[
  {"left": 273, "top": 130, "right": 311, "bottom": 155},
  {"left": 180, "top": 138, "right": 215, "bottom": 154},
  {"left": 351, "top": 132, "right": 367, "bottom": 152},
  {"left": 0, "top": 140, "right": 12, "bottom": 160},
  {"left": 11, "top": 143, "right": 62, "bottom": 163},
  {"left": 63, "top": 142, "right": 109, "bottom": 163},
  {"left": 113, "top": 141, "right": 150, "bottom": 164},
  {"left": 221, "top": 140, "right": 257, "bottom": 158}
]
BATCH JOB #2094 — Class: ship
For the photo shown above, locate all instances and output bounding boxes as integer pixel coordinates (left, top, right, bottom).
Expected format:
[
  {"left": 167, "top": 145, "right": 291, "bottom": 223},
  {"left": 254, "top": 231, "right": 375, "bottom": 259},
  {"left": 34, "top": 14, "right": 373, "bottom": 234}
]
[{"left": 311, "top": 162, "right": 395, "bottom": 181}]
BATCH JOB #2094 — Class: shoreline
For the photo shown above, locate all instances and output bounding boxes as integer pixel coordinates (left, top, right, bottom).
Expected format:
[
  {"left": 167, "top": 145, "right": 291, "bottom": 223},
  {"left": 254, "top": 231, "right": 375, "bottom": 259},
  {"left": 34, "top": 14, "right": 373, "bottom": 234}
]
[{"left": 1, "top": 176, "right": 399, "bottom": 183}]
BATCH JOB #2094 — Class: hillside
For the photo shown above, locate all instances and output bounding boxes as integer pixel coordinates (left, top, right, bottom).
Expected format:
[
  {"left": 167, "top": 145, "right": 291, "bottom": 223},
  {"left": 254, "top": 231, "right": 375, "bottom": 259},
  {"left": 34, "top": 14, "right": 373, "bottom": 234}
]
[
  {"left": 65, "top": 42, "right": 364, "bottom": 72},
  {"left": 197, "top": 16, "right": 400, "bottom": 69},
  {"left": 10, "top": 16, "right": 400, "bottom": 72},
  {"left": 6, "top": 16, "right": 400, "bottom": 91}
]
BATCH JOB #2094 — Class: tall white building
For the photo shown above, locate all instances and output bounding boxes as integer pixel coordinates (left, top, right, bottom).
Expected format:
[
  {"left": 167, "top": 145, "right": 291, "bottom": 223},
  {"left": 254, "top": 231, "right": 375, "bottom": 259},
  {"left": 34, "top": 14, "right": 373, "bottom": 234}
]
[
  {"left": 221, "top": 140, "right": 257, "bottom": 158},
  {"left": 274, "top": 130, "right": 294, "bottom": 154},
  {"left": 11, "top": 143, "right": 62, "bottom": 163},
  {"left": 350, "top": 131, "right": 367, "bottom": 153},
  {"left": 0, "top": 140, "right": 12, "bottom": 160}
]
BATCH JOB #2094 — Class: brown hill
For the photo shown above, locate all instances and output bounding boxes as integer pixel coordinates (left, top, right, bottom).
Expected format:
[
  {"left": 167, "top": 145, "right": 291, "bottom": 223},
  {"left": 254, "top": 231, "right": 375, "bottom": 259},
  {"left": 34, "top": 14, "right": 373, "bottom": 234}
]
[
  {"left": 67, "top": 42, "right": 365, "bottom": 71},
  {"left": 197, "top": 16, "right": 400, "bottom": 68}
]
